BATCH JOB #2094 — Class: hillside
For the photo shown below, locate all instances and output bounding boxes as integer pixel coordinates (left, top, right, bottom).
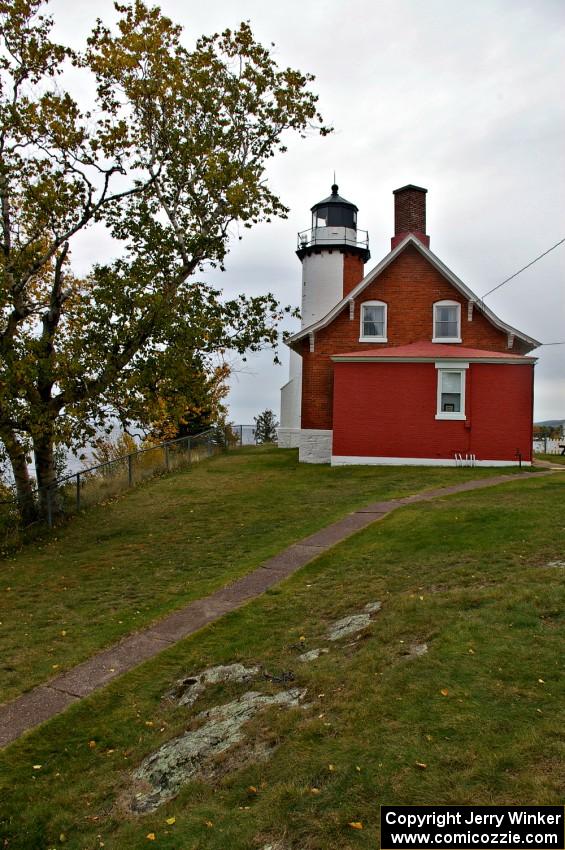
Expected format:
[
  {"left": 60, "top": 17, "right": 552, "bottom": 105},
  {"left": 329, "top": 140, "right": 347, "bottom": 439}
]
[
  {"left": 0, "top": 450, "right": 563, "bottom": 849},
  {"left": 0, "top": 446, "right": 507, "bottom": 703}
]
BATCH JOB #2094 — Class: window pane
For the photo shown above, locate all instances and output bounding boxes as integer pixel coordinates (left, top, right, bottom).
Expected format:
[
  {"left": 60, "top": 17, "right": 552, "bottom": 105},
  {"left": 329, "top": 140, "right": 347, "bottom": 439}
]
[
  {"left": 442, "top": 371, "right": 461, "bottom": 393},
  {"left": 314, "top": 206, "right": 328, "bottom": 228},
  {"left": 440, "top": 371, "right": 461, "bottom": 412},
  {"left": 435, "top": 305, "right": 459, "bottom": 337},
  {"left": 441, "top": 393, "right": 460, "bottom": 412},
  {"left": 362, "top": 305, "right": 384, "bottom": 337}
]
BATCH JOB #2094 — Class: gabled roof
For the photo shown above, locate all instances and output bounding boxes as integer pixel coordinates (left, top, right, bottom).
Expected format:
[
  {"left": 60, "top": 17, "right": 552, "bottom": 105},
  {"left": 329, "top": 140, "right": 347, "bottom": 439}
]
[
  {"left": 288, "top": 234, "right": 541, "bottom": 350},
  {"left": 331, "top": 341, "right": 537, "bottom": 365}
]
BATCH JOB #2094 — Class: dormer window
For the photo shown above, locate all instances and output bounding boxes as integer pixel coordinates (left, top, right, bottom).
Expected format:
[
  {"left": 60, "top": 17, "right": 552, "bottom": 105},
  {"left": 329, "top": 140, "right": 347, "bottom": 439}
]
[
  {"left": 433, "top": 300, "right": 461, "bottom": 342},
  {"left": 360, "top": 301, "right": 387, "bottom": 342}
]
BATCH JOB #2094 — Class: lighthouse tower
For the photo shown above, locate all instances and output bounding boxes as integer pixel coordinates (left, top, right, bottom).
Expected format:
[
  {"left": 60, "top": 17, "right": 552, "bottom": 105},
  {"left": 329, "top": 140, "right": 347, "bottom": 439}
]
[{"left": 278, "top": 183, "right": 370, "bottom": 454}]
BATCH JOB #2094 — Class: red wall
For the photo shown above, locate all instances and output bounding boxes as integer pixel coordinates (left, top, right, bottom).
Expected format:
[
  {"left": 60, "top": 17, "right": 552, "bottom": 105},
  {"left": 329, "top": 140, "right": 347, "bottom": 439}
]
[
  {"left": 342, "top": 253, "right": 365, "bottom": 297},
  {"left": 332, "top": 361, "right": 534, "bottom": 462},
  {"left": 299, "top": 245, "right": 532, "bottom": 431}
]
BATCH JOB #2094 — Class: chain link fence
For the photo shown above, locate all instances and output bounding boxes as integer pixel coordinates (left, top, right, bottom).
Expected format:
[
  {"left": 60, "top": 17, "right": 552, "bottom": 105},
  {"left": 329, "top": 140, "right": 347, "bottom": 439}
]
[{"left": 0, "top": 425, "right": 259, "bottom": 550}]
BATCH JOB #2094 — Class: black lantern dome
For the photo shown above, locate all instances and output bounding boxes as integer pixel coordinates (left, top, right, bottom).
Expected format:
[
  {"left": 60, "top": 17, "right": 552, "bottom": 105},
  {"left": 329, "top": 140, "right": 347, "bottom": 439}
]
[
  {"left": 311, "top": 183, "right": 358, "bottom": 230},
  {"left": 297, "top": 182, "right": 370, "bottom": 262}
]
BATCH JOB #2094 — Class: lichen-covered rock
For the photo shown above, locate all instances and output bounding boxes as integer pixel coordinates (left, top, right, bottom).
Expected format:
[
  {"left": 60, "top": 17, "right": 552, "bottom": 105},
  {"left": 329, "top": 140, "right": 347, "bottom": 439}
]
[
  {"left": 166, "top": 663, "right": 260, "bottom": 708},
  {"left": 131, "top": 688, "right": 306, "bottom": 813},
  {"left": 297, "top": 648, "right": 330, "bottom": 663},
  {"left": 408, "top": 642, "right": 428, "bottom": 658},
  {"left": 325, "top": 601, "right": 382, "bottom": 642}
]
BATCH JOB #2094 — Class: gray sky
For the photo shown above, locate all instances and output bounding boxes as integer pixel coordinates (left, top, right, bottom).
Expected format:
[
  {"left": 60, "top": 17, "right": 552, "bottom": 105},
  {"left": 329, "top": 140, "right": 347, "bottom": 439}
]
[{"left": 51, "top": 0, "right": 565, "bottom": 423}]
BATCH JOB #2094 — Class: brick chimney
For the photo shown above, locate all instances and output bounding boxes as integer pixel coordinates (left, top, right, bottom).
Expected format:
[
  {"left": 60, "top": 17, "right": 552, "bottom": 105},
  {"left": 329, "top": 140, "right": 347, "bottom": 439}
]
[{"left": 391, "top": 185, "right": 430, "bottom": 249}]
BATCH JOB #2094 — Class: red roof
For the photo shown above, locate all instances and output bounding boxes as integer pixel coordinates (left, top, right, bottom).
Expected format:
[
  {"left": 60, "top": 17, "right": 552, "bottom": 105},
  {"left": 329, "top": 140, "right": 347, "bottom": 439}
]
[{"left": 332, "top": 341, "right": 536, "bottom": 361}]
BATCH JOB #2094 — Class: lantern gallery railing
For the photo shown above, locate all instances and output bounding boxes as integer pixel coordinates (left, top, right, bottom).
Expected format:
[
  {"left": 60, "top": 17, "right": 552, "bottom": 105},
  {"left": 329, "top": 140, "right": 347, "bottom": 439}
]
[{"left": 297, "top": 227, "right": 369, "bottom": 252}]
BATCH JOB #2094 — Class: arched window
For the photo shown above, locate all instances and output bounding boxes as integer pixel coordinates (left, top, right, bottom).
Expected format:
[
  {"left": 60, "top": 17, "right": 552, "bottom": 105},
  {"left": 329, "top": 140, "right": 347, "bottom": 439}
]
[
  {"left": 360, "top": 301, "right": 387, "bottom": 342},
  {"left": 433, "top": 300, "right": 461, "bottom": 342}
]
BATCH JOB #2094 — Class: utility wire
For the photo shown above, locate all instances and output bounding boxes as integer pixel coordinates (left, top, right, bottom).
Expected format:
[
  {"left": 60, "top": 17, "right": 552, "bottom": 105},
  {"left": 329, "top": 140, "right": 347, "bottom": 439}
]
[{"left": 481, "top": 237, "right": 565, "bottom": 299}]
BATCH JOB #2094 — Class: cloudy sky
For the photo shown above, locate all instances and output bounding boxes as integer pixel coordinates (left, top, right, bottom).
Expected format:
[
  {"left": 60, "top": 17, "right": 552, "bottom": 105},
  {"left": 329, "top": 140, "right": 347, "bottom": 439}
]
[{"left": 51, "top": 0, "right": 564, "bottom": 423}]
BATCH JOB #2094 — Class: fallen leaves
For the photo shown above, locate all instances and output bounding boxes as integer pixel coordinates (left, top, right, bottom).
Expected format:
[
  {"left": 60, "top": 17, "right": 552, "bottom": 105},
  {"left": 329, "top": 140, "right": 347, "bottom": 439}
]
[
  {"left": 349, "top": 821, "right": 363, "bottom": 830},
  {"left": 165, "top": 817, "right": 176, "bottom": 826},
  {"left": 146, "top": 834, "right": 156, "bottom": 841},
  {"left": 415, "top": 762, "right": 427, "bottom": 770},
  {"left": 440, "top": 688, "right": 449, "bottom": 697}
]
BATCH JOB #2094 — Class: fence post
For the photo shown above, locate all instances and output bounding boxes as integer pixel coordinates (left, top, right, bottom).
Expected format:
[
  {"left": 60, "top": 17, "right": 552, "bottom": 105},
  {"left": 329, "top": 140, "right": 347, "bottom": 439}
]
[
  {"left": 76, "top": 473, "right": 81, "bottom": 511},
  {"left": 240, "top": 424, "right": 243, "bottom": 447},
  {"left": 128, "top": 453, "right": 133, "bottom": 486},
  {"left": 207, "top": 433, "right": 212, "bottom": 456},
  {"left": 187, "top": 436, "right": 191, "bottom": 465},
  {"left": 164, "top": 443, "right": 170, "bottom": 471},
  {"left": 46, "top": 487, "right": 53, "bottom": 528}
]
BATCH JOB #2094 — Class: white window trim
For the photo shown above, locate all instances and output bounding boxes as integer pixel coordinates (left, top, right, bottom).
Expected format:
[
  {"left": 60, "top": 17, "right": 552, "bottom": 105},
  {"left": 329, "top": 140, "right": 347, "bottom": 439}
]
[
  {"left": 359, "top": 300, "right": 387, "bottom": 342},
  {"left": 432, "top": 299, "right": 462, "bottom": 343},
  {"left": 435, "top": 363, "right": 467, "bottom": 420}
]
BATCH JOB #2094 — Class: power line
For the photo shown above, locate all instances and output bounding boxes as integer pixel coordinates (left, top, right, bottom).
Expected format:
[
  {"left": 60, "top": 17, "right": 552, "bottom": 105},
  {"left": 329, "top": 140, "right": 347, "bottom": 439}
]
[
  {"left": 481, "top": 237, "right": 565, "bottom": 299},
  {"left": 539, "top": 341, "right": 565, "bottom": 346}
]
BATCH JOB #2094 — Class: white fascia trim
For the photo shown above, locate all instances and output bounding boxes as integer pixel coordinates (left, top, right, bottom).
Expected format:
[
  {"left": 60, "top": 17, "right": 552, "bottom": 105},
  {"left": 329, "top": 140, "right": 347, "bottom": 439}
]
[
  {"left": 331, "top": 456, "right": 531, "bottom": 467},
  {"left": 435, "top": 413, "right": 466, "bottom": 420},
  {"left": 331, "top": 356, "right": 536, "bottom": 365},
  {"left": 288, "top": 234, "right": 541, "bottom": 349}
]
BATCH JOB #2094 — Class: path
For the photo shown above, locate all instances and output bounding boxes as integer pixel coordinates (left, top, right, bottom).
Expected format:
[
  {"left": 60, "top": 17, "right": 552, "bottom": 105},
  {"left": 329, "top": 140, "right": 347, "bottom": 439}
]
[{"left": 0, "top": 470, "right": 551, "bottom": 748}]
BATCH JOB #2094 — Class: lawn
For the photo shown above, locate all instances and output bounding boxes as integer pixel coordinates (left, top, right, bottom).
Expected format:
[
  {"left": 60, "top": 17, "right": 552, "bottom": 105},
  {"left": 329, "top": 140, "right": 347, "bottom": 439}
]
[
  {"left": 0, "top": 446, "right": 518, "bottom": 703},
  {"left": 0, "top": 471, "right": 563, "bottom": 850},
  {"left": 535, "top": 452, "right": 565, "bottom": 465}
]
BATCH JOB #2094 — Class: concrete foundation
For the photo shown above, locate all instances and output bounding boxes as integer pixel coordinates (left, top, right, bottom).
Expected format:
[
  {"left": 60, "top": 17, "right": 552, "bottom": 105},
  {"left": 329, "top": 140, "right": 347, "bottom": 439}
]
[{"left": 298, "top": 429, "right": 333, "bottom": 464}]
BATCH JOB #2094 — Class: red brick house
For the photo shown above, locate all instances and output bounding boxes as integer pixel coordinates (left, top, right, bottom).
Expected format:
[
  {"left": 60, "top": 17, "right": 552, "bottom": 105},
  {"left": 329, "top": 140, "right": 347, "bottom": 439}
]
[{"left": 278, "top": 184, "right": 539, "bottom": 466}]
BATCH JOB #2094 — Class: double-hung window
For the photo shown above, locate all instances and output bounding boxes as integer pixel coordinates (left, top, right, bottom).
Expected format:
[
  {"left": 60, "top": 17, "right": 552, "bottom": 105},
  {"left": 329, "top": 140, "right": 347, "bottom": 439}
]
[
  {"left": 435, "top": 363, "right": 468, "bottom": 420},
  {"left": 433, "top": 300, "right": 461, "bottom": 342},
  {"left": 360, "top": 301, "right": 387, "bottom": 342}
]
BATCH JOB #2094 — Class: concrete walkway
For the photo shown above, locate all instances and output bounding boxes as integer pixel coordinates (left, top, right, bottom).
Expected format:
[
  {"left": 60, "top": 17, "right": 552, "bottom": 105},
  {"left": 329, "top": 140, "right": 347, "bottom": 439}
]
[
  {"left": 0, "top": 470, "right": 550, "bottom": 748},
  {"left": 532, "top": 458, "right": 565, "bottom": 471}
]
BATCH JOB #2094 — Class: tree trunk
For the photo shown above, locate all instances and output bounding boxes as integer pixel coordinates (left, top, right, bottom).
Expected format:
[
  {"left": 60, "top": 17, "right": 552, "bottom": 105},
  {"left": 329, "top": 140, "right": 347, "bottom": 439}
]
[
  {"left": 33, "top": 428, "right": 60, "bottom": 521},
  {"left": 0, "top": 427, "right": 37, "bottom": 525}
]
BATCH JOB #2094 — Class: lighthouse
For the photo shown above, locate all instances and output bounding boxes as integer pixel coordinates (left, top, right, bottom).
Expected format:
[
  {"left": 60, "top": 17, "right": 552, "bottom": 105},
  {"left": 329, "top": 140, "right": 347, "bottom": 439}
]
[{"left": 278, "top": 183, "right": 370, "bottom": 454}]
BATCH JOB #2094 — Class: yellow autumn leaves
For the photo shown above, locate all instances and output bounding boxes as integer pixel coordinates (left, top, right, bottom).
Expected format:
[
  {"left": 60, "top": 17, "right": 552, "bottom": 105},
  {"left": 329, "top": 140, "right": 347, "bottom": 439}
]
[{"left": 146, "top": 817, "right": 177, "bottom": 840}]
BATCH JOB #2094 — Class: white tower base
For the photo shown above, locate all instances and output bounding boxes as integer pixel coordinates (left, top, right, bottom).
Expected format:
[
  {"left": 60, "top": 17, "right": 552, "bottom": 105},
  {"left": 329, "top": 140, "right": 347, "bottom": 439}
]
[{"left": 277, "top": 428, "right": 301, "bottom": 449}]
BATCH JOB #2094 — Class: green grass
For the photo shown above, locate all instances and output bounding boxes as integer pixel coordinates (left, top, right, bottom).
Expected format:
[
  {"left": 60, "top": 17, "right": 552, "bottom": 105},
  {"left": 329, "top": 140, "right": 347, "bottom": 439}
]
[
  {"left": 535, "top": 452, "right": 565, "bottom": 465},
  {"left": 0, "top": 471, "right": 563, "bottom": 850},
  {"left": 0, "top": 446, "right": 520, "bottom": 703}
]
